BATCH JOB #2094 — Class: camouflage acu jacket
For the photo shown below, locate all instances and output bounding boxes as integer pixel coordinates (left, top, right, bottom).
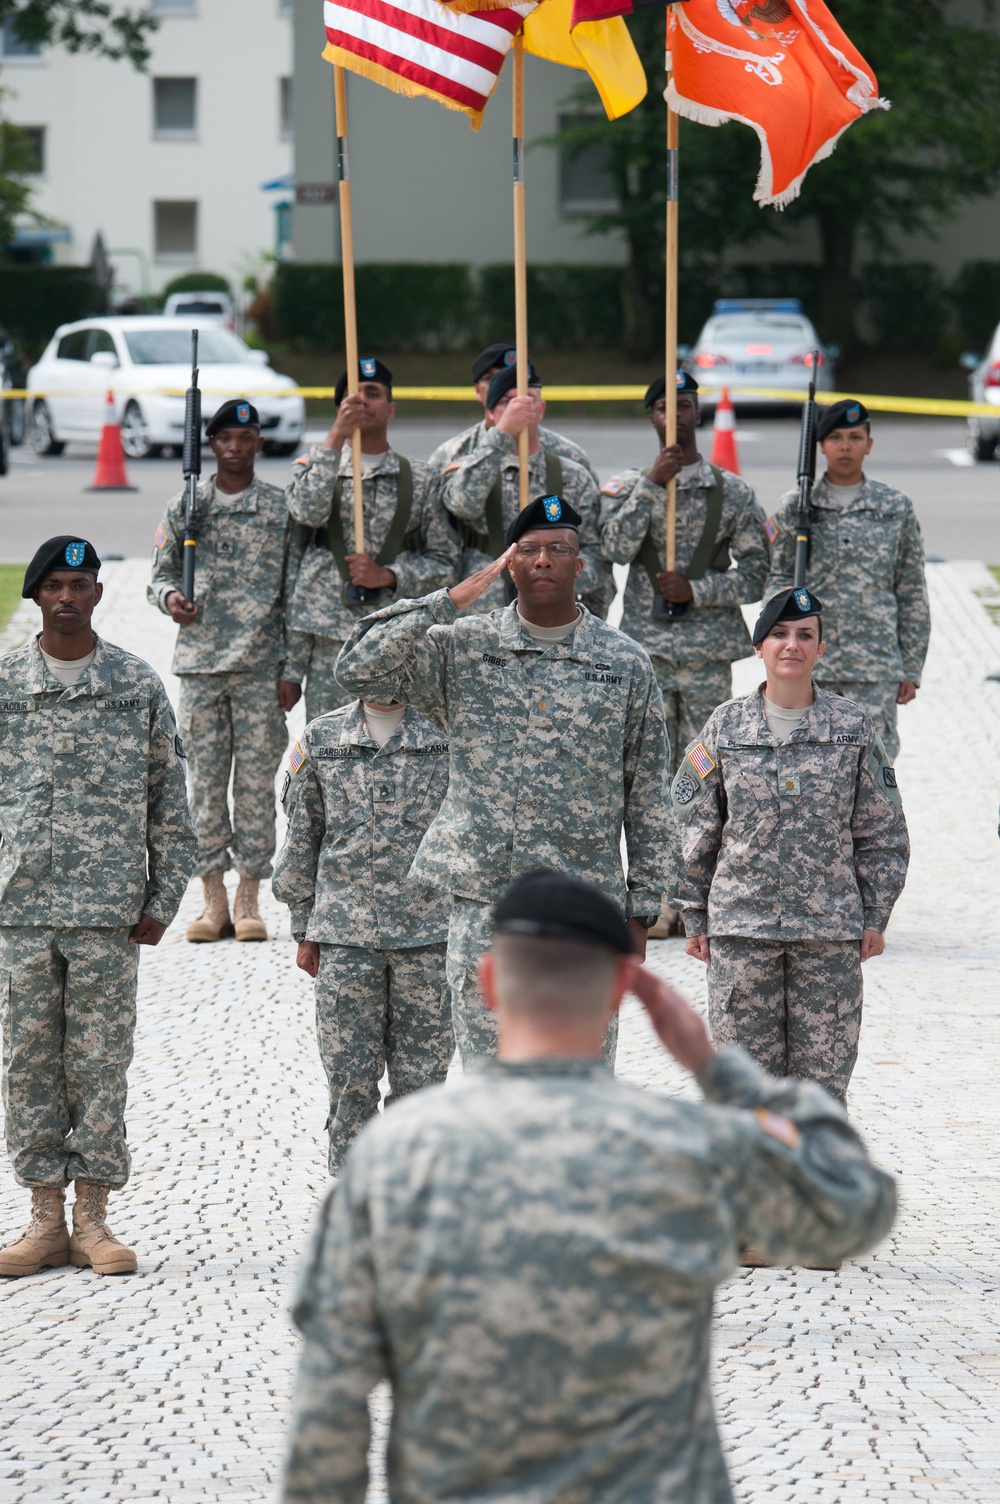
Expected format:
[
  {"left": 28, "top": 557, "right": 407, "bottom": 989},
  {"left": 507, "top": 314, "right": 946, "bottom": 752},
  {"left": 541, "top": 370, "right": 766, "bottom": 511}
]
[
  {"left": 272, "top": 701, "right": 450, "bottom": 948},
  {"left": 428, "top": 417, "right": 600, "bottom": 486},
  {"left": 282, "top": 1048, "right": 896, "bottom": 1504},
  {"left": 284, "top": 444, "right": 460, "bottom": 645},
  {"left": 765, "top": 476, "right": 930, "bottom": 684},
  {"left": 439, "top": 428, "right": 612, "bottom": 616},
  {"left": 671, "top": 684, "right": 909, "bottom": 940},
  {"left": 599, "top": 458, "right": 768, "bottom": 667},
  {"left": 334, "top": 590, "right": 672, "bottom": 917},
  {"left": 0, "top": 635, "right": 196, "bottom": 928},
  {"left": 148, "top": 475, "right": 293, "bottom": 676}
]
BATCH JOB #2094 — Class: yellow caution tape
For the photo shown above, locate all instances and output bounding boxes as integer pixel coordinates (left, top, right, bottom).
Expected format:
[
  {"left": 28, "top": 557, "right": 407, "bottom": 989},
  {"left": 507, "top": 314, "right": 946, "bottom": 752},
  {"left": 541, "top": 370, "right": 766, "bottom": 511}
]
[{"left": 4, "top": 384, "right": 997, "bottom": 417}]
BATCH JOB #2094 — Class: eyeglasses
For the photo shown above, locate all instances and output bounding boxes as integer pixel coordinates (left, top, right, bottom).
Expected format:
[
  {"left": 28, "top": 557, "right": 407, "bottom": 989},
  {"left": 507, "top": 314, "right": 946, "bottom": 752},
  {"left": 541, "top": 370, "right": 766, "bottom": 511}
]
[{"left": 513, "top": 542, "right": 578, "bottom": 558}]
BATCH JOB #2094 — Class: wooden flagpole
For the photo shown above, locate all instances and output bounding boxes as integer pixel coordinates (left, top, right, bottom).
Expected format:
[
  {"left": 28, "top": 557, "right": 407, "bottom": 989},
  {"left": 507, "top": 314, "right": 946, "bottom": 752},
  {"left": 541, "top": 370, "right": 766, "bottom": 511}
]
[
  {"left": 512, "top": 34, "right": 530, "bottom": 511},
  {"left": 333, "top": 64, "right": 365, "bottom": 554},
  {"left": 665, "top": 63, "right": 679, "bottom": 577}
]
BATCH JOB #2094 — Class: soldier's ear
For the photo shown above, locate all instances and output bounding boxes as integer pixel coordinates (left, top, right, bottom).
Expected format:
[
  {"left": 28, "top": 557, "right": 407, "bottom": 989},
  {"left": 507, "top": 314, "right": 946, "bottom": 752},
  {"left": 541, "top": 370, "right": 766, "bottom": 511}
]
[{"left": 94, "top": 580, "right": 104, "bottom": 605}]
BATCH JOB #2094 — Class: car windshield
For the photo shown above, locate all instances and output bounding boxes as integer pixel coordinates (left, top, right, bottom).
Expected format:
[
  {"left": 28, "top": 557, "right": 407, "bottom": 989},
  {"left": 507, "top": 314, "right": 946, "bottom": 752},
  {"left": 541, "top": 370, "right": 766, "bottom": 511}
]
[
  {"left": 123, "top": 328, "right": 249, "bottom": 365},
  {"left": 705, "top": 318, "right": 812, "bottom": 343},
  {"left": 172, "top": 300, "right": 226, "bottom": 314}
]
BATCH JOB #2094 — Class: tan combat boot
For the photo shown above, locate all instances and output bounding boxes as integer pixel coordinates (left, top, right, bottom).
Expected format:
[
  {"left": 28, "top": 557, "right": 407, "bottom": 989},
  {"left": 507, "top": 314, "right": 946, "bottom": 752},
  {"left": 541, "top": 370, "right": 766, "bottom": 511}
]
[
  {"left": 186, "top": 871, "right": 234, "bottom": 943},
  {"left": 0, "top": 1186, "right": 70, "bottom": 1277},
  {"left": 233, "top": 877, "right": 267, "bottom": 942},
  {"left": 70, "top": 1181, "right": 137, "bottom": 1275}
]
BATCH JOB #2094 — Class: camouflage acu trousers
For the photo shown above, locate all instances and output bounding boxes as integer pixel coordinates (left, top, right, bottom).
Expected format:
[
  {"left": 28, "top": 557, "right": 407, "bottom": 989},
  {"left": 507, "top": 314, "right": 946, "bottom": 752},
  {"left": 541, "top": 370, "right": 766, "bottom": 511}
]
[
  {"left": 816, "top": 680, "right": 900, "bottom": 761},
  {"left": 178, "top": 670, "right": 289, "bottom": 879},
  {"left": 1, "top": 927, "right": 138, "bottom": 1188},
  {"left": 652, "top": 658, "right": 731, "bottom": 906},
  {"left": 315, "top": 942, "right": 453, "bottom": 1174},
  {"left": 302, "top": 635, "right": 351, "bottom": 723},
  {"left": 707, "top": 937, "right": 863, "bottom": 1103},
  {"left": 447, "top": 898, "right": 618, "bottom": 1069}
]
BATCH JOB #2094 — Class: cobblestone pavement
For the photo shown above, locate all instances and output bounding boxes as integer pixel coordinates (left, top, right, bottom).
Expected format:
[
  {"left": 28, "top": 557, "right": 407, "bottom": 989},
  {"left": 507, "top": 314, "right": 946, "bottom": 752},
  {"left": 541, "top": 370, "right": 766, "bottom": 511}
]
[{"left": 2, "top": 560, "right": 999, "bottom": 1503}]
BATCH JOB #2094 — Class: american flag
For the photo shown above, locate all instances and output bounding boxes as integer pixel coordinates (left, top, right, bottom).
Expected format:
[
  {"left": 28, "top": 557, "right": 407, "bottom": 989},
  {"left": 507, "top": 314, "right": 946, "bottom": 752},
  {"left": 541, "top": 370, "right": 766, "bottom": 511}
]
[{"left": 323, "top": 0, "right": 538, "bottom": 129}]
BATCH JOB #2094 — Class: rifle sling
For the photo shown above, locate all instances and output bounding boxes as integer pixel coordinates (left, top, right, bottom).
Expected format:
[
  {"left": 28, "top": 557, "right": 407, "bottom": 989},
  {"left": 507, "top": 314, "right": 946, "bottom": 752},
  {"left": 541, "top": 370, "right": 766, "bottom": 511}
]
[
  {"left": 319, "top": 456, "right": 414, "bottom": 580},
  {"left": 637, "top": 465, "right": 730, "bottom": 597}
]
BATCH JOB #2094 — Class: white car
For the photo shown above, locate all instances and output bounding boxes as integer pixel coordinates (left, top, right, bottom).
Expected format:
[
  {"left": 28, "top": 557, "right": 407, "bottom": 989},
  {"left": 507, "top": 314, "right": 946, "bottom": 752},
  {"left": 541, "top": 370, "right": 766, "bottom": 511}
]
[
  {"left": 960, "top": 326, "right": 1000, "bottom": 461},
  {"left": 684, "top": 299, "right": 836, "bottom": 410},
  {"left": 28, "top": 317, "right": 305, "bottom": 459},
  {"left": 162, "top": 290, "right": 236, "bottom": 328}
]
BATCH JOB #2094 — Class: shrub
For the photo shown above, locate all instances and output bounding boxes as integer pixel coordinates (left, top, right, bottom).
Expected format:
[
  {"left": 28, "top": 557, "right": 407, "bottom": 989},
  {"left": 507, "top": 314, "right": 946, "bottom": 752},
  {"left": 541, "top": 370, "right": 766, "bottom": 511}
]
[{"left": 0, "top": 266, "right": 103, "bottom": 359}]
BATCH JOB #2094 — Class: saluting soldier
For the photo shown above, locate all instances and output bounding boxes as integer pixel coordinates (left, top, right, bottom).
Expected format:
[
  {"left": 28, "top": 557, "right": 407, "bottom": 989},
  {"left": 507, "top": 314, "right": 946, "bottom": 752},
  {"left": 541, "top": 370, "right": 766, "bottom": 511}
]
[
  {"left": 439, "top": 361, "right": 612, "bottom": 617},
  {"left": 764, "top": 399, "right": 930, "bottom": 760},
  {"left": 427, "top": 341, "right": 599, "bottom": 485},
  {"left": 671, "top": 586, "right": 910, "bottom": 1108},
  {"left": 272, "top": 698, "right": 454, "bottom": 1176},
  {"left": 284, "top": 358, "right": 460, "bottom": 721},
  {"left": 599, "top": 372, "right": 769, "bottom": 936},
  {"left": 281, "top": 871, "right": 896, "bottom": 1504},
  {"left": 1, "top": 538, "right": 195, "bottom": 1279},
  {"left": 334, "top": 493, "right": 672, "bottom": 1067},
  {"left": 149, "top": 398, "right": 301, "bottom": 944}
]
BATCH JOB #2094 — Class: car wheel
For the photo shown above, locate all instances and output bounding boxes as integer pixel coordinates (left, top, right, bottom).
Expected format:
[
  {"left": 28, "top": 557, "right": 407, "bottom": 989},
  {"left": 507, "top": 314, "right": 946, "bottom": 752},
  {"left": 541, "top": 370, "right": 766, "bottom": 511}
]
[
  {"left": 120, "top": 400, "right": 163, "bottom": 460},
  {"left": 30, "top": 400, "right": 65, "bottom": 456},
  {"left": 966, "top": 416, "right": 998, "bottom": 462},
  {"left": 263, "top": 439, "right": 300, "bottom": 457}
]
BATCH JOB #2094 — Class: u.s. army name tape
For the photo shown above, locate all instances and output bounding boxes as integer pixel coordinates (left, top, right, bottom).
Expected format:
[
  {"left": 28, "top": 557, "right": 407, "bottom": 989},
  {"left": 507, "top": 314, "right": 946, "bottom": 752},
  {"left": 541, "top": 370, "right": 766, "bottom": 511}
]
[{"left": 4, "top": 385, "right": 998, "bottom": 417}]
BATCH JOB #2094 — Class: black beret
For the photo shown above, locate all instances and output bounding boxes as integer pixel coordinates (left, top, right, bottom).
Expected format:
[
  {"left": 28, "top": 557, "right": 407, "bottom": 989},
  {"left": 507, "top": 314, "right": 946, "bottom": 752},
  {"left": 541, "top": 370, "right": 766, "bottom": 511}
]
[
  {"left": 752, "top": 585, "right": 824, "bottom": 646},
  {"left": 334, "top": 358, "right": 393, "bottom": 406},
  {"left": 472, "top": 341, "right": 516, "bottom": 384},
  {"left": 206, "top": 399, "right": 260, "bottom": 436},
  {"left": 644, "top": 370, "right": 699, "bottom": 408},
  {"left": 23, "top": 537, "right": 101, "bottom": 597},
  {"left": 485, "top": 360, "right": 541, "bottom": 411},
  {"left": 505, "top": 493, "right": 582, "bottom": 548},
  {"left": 492, "top": 869, "right": 636, "bottom": 955},
  {"left": 816, "top": 399, "right": 870, "bottom": 442}
]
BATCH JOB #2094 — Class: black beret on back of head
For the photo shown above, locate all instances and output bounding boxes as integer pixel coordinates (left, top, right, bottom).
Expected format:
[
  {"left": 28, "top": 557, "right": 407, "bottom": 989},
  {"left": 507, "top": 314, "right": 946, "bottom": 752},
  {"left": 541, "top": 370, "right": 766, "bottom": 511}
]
[
  {"left": 485, "top": 360, "right": 541, "bottom": 411},
  {"left": 23, "top": 536, "right": 101, "bottom": 597},
  {"left": 816, "top": 398, "right": 870, "bottom": 442},
  {"left": 492, "top": 869, "right": 636, "bottom": 954},
  {"left": 505, "top": 493, "right": 582, "bottom": 548},
  {"left": 334, "top": 357, "right": 394, "bottom": 406},
  {"left": 644, "top": 370, "right": 699, "bottom": 408},
  {"left": 752, "top": 585, "right": 824, "bottom": 646}
]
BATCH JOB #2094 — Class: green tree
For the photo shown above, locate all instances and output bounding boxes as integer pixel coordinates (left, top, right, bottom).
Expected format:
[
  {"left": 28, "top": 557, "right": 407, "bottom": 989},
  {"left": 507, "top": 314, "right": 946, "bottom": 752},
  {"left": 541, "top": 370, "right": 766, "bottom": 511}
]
[
  {"left": 550, "top": 2, "right": 1000, "bottom": 354},
  {"left": 0, "top": 0, "right": 157, "bottom": 67},
  {"left": 0, "top": 108, "right": 35, "bottom": 246}
]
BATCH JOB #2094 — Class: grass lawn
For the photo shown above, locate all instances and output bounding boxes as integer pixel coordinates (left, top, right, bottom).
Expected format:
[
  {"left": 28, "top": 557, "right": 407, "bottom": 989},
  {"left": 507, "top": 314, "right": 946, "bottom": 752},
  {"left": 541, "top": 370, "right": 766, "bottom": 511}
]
[{"left": 0, "top": 564, "right": 25, "bottom": 635}]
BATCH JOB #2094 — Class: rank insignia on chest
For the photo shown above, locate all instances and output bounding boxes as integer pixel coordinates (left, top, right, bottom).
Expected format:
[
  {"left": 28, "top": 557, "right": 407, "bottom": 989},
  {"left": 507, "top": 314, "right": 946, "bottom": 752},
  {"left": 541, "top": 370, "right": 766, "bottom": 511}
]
[
  {"left": 780, "top": 774, "right": 801, "bottom": 796},
  {"left": 217, "top": 538, "right": 235, "bottom": 558},
  {"left": 688, "top": 742, "right": 716, "bottom": 779},
  {"left": 674, "top": 774, "right": 697, "bottom": 805},
  {"left": 289, "top": 741, "right": 306, "bottom": 774}
]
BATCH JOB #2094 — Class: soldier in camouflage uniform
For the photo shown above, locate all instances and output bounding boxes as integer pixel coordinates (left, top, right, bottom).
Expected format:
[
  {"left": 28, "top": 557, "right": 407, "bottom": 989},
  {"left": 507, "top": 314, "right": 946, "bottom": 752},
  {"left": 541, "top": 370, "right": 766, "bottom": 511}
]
[
  {"left": 1, "top": 538, "right": 195, "bottom": 1279},
  {"left": 284, "top": 358, "right": 460, "bottom": 721},
  {"left": 600, "top": 372, "right": 769, "bottom": 935},
  {"left": 149, "top": 399, "right": 301, "bottom": 944},
  {"left": 672, "top": 587, "right": 909, "bottom": 1106},
  {"left": 765, "top": 398, "right": 930, "bottom": 760},
  {"left": 335, "top": 493, "right": 672, "bottom": 1068},
  {"left": 272, "top": 700, "right": 453, "bottom": 1174},
  {"left": 281, "top": 870, "right": 896, "bottom": 1504},
  {"left": 439, "top": 362, "right": 612, "bottom": 617},
  {"left": 427, "top": 340, "right": 600, "bottom": 485}
]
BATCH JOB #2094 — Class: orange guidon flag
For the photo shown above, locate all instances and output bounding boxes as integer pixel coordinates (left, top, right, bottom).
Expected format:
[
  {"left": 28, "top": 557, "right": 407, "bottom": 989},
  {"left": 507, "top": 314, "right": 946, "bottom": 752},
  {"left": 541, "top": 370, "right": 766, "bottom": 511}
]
[{"left": 668, "top": 0, "right": 889, "bottom": 207}]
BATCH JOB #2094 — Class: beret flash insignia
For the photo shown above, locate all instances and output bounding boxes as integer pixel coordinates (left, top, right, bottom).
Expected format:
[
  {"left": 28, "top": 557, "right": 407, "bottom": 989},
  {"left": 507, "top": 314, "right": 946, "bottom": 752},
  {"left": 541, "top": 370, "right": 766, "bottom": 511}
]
[
  {"left": 64, "top": 542, "right": 86, "bottom": 567},
  {"left": 542, "top": 495, "right": 562, "bottom": 522},
  {"left": 794, "top": 588, "right": 811, "bottom": 611},
  {"left": 846, "top": 404, "right": 861, "bottom": 424},
  {"left": 236, "top": 402, "right": 250, "bottom": 424},
  {"left": 503, "top": 348, "right": 517, "bottom": 366},
  {"left": 360, "top": 357, "right": 376, "bottom": 378}
]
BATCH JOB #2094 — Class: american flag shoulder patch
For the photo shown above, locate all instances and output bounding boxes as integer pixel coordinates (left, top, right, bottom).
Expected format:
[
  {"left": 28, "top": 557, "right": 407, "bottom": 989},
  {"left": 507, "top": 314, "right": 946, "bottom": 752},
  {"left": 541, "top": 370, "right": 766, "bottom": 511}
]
[
  {"left": 154, "top": 523, "right": 168, "bottom": 550},
  {"left": 688, "top": 742, "right": 716, "bottom": 779},
  {"left": 600, "top": 480, "right": 626, "bottom": 497},
  {"left": 443, "top": 462, "right": 462, "bottom": 473},
  {"left": 289, "top": 741, "right": 306, "bottom": 774},
  {"left": 755, "top": 1108, "right": 801, "bottom": 1150},
  {"left": 765, "top": 516, "right": 778, "bottom": 543}
]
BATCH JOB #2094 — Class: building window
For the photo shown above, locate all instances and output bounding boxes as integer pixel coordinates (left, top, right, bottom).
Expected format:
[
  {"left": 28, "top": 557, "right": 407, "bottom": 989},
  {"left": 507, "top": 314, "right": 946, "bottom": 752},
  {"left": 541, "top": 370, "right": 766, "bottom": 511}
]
[
  {"left": 153, "top": 77, "right": 197, "bottom": 137},
  {"left": 558, "top": 115, "right": 617, "bottom": 214},
  {"left": 17, "top": 126, "right": 45, "bottom": 174},
  {"left": 152, "top": 0, "right": 196, "bottom": 11},
  {"left": 154, "top": 200, "right": 198, "bottom": 261},
  {"left": 280, "top": 76, "right": 292, "bottom": 140},
  {"left": 1, "top": 17, "right": 43, "bottom": 56}
]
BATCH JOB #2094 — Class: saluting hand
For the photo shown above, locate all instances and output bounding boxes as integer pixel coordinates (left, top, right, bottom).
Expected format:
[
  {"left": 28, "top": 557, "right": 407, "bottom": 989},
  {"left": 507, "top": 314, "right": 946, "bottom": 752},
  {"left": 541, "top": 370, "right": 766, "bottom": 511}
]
[
  {"left": 448, "top": 545, "right": 517, "bottom": 613},
  {"left": 626, "top": 961, "right": 715, "bottom": 1074}
]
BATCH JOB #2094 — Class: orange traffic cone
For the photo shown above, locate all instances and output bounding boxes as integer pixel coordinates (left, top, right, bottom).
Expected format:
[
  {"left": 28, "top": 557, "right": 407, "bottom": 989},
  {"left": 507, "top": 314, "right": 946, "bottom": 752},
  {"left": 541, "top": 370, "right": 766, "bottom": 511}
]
[
  {"left": 710, "top": 387, "right": 740, "bottom": 475},
  {"left": 85, "top": 391, "right": 136, "bottom": 492}
]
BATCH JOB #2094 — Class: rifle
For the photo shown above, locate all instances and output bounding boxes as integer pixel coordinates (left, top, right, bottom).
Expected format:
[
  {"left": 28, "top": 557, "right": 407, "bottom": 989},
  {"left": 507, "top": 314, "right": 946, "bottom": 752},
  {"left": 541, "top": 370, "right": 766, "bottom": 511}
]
[
  {"left": 181, "top": 330, "right": 202, "bottom": 604},
  {"left": 793, "top": 352, "right": 819, "bottom": 589}
]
